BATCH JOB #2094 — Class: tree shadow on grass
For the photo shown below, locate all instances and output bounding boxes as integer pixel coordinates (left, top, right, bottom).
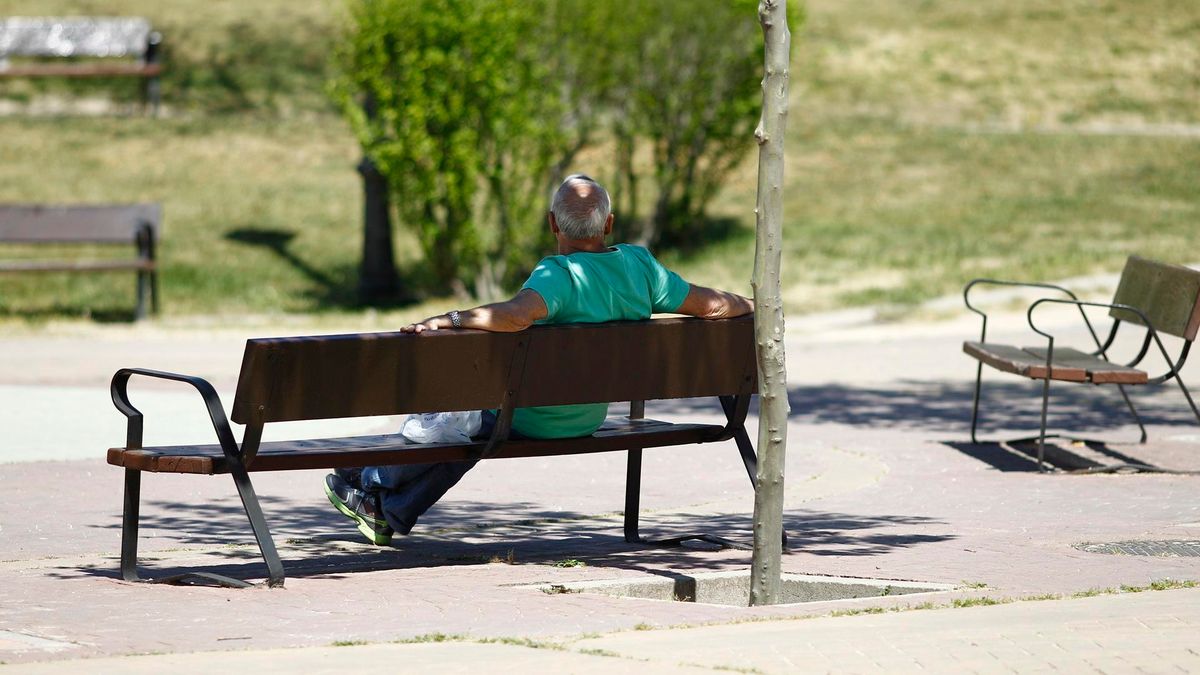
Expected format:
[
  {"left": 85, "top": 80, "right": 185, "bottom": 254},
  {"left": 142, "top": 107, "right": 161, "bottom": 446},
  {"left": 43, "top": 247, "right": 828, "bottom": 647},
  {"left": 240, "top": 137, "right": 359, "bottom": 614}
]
[
  {"left": 225, "top": 226, "right": 423, "bottom": 310},
  {"left": 225, "top": 226, "right": 342, "bottom": 297},
  {"left": 0, "top": 303, "right": 136, "bottom": 323},
  {"left": 58, "top": 495, "right": 951, "bottom": 584}
]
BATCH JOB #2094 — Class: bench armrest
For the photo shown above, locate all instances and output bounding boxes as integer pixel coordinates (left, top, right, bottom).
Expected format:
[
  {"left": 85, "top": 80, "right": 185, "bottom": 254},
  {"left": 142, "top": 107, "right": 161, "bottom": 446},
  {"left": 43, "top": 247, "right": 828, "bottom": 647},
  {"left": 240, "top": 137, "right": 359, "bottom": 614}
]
[
  {"left": 110, "top": 367, "right": 240, "bottom": 459},
  {"left": 962, "top": 279, "right": 1079, "bottom": 343},
  {"left": 1027, "top": 298, "right": 1186, "bottom": 381}
]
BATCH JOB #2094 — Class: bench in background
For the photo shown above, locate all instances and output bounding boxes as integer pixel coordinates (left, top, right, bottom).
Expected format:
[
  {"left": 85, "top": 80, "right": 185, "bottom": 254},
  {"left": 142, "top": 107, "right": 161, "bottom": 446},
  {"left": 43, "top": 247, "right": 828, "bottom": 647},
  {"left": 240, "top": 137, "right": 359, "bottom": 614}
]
[
  {"left": 963, "top": 256, "right": 1200, "bottom": 470},
  {"left": 0, "top": 204, "right": 162, "bottom": 320},
  {"left": 0, "top": 16, "right": 163, "bottom": 114}
]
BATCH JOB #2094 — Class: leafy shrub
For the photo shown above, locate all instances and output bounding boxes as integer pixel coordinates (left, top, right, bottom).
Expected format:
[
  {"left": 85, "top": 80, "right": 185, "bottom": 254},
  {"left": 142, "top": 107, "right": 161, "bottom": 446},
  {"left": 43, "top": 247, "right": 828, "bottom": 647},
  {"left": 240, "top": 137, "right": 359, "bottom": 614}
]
[
  {"left": 333, "top": 0, "right": 567, "bottom": 297},
  {"left": 334, "top": 0, "right": 802, "bottom": 297}
]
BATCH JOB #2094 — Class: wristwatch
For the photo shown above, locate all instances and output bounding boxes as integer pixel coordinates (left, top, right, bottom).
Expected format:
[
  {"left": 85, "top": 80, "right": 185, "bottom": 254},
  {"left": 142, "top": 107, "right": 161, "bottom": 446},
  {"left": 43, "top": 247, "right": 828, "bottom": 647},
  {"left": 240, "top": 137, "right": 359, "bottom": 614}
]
[{"left": 448, "top": 310, "right": 462, "bottom": 328}]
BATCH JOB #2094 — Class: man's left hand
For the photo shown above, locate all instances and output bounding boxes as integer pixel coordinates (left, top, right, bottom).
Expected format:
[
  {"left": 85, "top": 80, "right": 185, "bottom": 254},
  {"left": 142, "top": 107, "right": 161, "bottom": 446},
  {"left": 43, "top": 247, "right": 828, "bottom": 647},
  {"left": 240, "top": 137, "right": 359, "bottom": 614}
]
[{"left": 400, "top": 316, "right": 446, "bottom": 333}]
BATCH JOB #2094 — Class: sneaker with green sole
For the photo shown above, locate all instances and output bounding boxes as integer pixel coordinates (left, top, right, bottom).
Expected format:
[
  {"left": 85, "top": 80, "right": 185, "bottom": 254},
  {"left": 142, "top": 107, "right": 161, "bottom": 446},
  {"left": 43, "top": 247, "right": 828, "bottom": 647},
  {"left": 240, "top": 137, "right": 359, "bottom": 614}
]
[{"left": 324, "top": 473, "right": 394, "bottom": 546}]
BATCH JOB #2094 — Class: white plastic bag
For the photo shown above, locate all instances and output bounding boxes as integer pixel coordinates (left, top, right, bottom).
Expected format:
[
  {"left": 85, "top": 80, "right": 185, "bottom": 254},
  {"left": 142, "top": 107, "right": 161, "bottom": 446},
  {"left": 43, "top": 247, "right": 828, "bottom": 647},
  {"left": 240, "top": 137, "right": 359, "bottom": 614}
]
[{"left": 399, "top": 410, "right": 482, "bottom": 444}]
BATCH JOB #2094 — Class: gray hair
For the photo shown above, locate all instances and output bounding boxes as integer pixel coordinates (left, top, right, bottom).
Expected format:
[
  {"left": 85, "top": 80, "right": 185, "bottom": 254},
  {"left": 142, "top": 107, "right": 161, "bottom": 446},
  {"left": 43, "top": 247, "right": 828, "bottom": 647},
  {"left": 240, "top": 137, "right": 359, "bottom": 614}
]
[{"left": 550, "top": 174, "right": 611, "bottom": 240}]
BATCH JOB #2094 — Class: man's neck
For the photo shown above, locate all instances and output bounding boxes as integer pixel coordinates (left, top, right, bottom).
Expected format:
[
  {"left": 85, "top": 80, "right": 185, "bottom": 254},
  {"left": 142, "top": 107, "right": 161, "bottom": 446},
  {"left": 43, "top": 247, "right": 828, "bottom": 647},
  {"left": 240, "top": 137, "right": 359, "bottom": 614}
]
[{"left": 557, "top": 238, "right": 611, "bottom": 255}]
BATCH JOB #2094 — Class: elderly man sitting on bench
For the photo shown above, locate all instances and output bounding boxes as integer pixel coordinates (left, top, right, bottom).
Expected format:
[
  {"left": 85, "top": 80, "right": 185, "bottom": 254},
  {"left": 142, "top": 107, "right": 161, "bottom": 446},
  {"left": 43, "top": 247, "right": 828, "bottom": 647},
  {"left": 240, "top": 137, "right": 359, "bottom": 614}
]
[{"left": 325, "top": 174, "right": 754, "bottom": 545}]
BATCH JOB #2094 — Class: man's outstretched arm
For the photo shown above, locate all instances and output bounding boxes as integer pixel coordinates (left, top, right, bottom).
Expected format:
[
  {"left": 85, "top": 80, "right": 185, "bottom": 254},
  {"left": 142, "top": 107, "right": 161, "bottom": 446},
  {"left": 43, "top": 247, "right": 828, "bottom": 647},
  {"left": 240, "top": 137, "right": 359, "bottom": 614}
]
[
  {"left": 401, "top": 289, "right": 548, "bottom": 333},
  {"left": 674, "top": 284, "right": 755, "bottom": 320}
]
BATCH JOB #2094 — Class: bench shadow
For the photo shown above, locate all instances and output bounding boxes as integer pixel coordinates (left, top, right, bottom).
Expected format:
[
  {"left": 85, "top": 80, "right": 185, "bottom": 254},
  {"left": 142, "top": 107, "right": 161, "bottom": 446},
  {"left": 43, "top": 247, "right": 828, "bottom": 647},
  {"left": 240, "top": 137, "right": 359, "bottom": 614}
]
[
  {"left": 651, "top": 380, "right": 1197, "bottom": 473},
  {"left": 654, "top": 379, "right": 1195, "bottom": 433},
  {"left": 58, "top": 499, "right": 952, "bottom": 584},
  {"left": 942, "top": 438, "right": 1192, "bottom": 474}
]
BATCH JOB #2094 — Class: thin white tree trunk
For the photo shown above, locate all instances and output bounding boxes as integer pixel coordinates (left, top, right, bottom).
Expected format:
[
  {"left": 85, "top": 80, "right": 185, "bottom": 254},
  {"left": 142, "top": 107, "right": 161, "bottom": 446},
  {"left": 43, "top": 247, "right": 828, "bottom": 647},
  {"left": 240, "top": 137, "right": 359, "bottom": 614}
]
[{"left": 749, "top": 0, "right": 791, "bottom": 607}]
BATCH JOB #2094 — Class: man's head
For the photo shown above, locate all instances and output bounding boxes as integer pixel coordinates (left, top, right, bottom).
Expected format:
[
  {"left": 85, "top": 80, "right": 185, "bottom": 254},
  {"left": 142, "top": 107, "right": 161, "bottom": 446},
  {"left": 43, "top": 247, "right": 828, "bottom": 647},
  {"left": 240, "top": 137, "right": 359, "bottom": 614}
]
[{"left": 549, "top": 174, "right": 613, "bottom": 242}]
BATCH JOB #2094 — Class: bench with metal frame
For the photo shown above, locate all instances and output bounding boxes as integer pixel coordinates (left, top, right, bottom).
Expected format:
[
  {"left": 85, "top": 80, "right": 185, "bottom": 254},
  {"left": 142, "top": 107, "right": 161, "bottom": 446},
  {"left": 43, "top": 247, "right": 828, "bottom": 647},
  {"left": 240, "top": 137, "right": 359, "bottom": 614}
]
[
  {"left": 963, "top": 256, "right": 1200, "bottom": 471},
  {"left": 0, "top": 17, "right": 163, "bottom": 114},
  {"left": 0, "top": 204, "right": 161, "bottom": 320},
  {"left": 107, "top": 315, "right": 775, "bottom": 588}
]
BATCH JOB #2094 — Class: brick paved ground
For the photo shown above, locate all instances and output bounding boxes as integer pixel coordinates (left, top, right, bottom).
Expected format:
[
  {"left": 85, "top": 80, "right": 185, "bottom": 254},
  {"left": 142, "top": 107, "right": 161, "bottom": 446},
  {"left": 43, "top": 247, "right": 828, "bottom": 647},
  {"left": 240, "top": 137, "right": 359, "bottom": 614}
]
[{"left": 1, "top": 294, "right": 1198, "bottom": 671}]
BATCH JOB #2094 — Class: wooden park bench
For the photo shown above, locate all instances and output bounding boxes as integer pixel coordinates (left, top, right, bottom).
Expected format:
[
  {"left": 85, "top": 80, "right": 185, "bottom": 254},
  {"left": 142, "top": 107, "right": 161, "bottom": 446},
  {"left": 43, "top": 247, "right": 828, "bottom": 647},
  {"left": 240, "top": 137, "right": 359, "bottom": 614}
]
[
  {"left": 0, "top": 16, "right": 163, "bottom": 113},
  {"left": 963, "top": 256, "right": 1200, "bottom": 470},
  {"left": 0, "top": 204, "right": 161, "bottom": 320},
  {"left": 107, "top": 316, "right": 770, "bottom": 587}
]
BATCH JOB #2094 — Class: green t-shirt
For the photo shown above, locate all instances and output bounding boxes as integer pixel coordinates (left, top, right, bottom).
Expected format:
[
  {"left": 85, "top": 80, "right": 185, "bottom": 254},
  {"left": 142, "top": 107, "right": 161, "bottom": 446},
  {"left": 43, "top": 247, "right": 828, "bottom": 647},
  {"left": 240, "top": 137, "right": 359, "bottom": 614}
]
[{"left": 512, "top": 244, "right": 691, "bottom": 439}]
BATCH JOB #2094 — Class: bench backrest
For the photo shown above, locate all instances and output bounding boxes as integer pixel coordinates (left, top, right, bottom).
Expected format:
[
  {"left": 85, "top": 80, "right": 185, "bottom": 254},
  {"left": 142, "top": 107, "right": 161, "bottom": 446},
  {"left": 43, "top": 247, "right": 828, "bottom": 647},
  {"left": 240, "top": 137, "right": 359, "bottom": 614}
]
[
  {"left": 0, "top": 204, "right": 160, "bottom": 243},
  {"left": 230, "top": 316, "right": 757, "bottom": 424},
  {"left": 0, "top": 17, "right": 152, "bottom": 60},
  {"left": 1110, "top": 256, "right": 1200, "bottom": 341}
]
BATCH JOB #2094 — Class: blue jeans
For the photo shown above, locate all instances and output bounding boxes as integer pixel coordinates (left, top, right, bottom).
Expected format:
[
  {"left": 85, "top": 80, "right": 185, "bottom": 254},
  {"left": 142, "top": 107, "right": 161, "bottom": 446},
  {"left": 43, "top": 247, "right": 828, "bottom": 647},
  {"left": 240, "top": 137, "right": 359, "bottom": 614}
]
[{"left": 361, "top": 410, "right": 513, "bottom": 535}]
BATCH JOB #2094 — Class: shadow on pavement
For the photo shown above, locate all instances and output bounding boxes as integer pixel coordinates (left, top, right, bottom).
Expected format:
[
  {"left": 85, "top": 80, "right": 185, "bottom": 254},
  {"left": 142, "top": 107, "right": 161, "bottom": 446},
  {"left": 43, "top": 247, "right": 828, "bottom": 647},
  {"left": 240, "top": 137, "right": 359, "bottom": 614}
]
[
  {"left": 60, "top": 500, "right": 953, "bottom": 584},
  {"left": 653, "top": 379, "right": 1195, "bottom": 435}
]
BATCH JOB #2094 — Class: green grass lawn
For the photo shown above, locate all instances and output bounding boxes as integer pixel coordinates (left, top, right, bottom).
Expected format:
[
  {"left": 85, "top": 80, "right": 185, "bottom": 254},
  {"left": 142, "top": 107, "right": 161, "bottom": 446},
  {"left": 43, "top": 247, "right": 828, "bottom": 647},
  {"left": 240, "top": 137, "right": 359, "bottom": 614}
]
[{"left": 1, "top": 0, "right": 1197, "bottom": 324}]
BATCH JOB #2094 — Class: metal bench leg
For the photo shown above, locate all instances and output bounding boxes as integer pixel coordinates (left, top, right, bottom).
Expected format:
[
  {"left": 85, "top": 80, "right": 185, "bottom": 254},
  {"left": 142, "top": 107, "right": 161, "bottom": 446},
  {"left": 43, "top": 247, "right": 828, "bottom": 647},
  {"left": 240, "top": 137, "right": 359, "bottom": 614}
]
[
  {"left": 228, "top": 460, "right": 286, "bottom": 588},
  {"left": 120, "top": 469, "right": 143, "bottom": 582},
  {"left": 1176, "top": 375, "right": 1200, "bottom": 426},
  {"left": 624, "top": 448, "right": 643, "bottom": 543},
  {"left": 1037, "top": 378, "right": 1052, "bottom": 472},
  {"left": 623, "top": 400, "right": 646, "bottom": 543},
  {"left": 150, "top": 269, "right": 160, "bottom": 315},
  {"left": 135, "top": 271, "right": 150, "bottom": 321},
  {"left": 970, "top": 362, "right": 985, "bottom": 443},
  {"left": 1115, "top": 384, "right": 1147, "bottom": 443},
  {"left": 121, "top": 466, "right": 280, "bottom": 588}
]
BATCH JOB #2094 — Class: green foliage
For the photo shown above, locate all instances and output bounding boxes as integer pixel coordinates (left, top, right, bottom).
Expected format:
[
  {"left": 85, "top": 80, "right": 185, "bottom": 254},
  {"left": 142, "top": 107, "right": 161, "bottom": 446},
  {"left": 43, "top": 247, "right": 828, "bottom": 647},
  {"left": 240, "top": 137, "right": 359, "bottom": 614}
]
[
  {"left": 562, "top": 0, "right": 803, "bottom": 248},
  {"left": 952, "top": 597, "right": 1002, "bottom": 608},
  {"left": 332, "top": 0, "right": 791, "bottom": 297},
  {"left": 333, "top": 0, "right": 567, "bottom": 297}
]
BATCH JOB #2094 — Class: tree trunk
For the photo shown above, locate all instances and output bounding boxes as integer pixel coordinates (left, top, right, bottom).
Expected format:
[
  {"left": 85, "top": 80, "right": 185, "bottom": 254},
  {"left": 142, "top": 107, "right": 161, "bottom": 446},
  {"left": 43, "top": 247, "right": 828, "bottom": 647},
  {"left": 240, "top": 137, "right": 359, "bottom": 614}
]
[
  {"left": 357, "top": 155, "right": 400, "bottom": 303},
  {"left": 357, "top": 93, "right": 400, "bottom": 304},
  {"left": 748, "top": 0, "right": 791, "bottom": 607}
]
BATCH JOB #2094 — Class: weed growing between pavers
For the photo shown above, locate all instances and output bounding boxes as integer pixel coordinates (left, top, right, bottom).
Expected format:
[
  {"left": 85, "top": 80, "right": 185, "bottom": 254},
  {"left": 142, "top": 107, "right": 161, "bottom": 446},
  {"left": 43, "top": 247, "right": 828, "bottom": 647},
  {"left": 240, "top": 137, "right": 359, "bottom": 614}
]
[{"left": 392, "top": 633, "right": 467, "bottom": 644}]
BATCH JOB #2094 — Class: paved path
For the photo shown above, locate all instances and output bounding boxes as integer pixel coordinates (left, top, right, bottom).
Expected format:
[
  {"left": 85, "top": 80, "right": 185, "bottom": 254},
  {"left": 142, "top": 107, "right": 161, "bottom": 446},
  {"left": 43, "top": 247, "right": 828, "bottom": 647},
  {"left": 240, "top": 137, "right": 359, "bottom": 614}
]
[
  {"left": 1, "top": 290, "right": 1199, "bottom": 671},
  {"left": 6, "top": 589, "right": 1199, "bottom": 673}
]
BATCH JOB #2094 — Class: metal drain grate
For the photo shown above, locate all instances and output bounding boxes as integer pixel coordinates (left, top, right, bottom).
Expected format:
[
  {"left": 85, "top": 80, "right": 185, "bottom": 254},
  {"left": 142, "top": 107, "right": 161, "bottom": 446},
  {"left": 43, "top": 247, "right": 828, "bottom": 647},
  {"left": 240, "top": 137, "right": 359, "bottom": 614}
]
[{"left": 1075, "top": 541, "right": 1200, "bottom": 557}]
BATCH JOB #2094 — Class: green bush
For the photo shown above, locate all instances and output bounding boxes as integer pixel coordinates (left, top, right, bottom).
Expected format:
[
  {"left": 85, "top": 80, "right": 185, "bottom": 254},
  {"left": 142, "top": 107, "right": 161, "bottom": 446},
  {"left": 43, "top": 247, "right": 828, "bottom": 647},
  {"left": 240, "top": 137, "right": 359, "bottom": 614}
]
[
  {"left": 568, "top": 0, "right": 801, "bottom": 248},
  {"left": 333, "top": 0, "right": 568, "bottom": 298},
  {"left": 333, "top": 0, "right": 799, "bottom": 298}
]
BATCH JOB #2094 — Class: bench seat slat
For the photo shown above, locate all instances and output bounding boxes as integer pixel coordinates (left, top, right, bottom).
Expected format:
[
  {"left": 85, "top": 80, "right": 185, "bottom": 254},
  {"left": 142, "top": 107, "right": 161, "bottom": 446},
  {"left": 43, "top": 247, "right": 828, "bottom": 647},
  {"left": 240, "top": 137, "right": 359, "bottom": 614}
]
[
  {"left": 964, "top": 342, "right": 1149, "bottom": 384},
  {"left": 107, "top": 418, "right": 725, "bottom": 475},
  {"left": 0, "top": 259, "right": 154, "bottom": 273},
  {"left": 962, "top": 341, "right": 1087, "bottom": 382},
  {"left": 1022, "top": 347, "right": 1148, "bottom": 384}
]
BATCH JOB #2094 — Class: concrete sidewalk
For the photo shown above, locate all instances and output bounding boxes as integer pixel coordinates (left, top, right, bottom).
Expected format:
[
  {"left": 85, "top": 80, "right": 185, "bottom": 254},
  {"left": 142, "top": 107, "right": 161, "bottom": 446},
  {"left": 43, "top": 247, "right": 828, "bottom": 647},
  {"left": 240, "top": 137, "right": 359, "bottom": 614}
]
[
  {"left": 2, "top": 301, "right": 1199, "bottom": 672},
  {"left": 6, "top": 588, "right": 1199, "bottom": 674}
]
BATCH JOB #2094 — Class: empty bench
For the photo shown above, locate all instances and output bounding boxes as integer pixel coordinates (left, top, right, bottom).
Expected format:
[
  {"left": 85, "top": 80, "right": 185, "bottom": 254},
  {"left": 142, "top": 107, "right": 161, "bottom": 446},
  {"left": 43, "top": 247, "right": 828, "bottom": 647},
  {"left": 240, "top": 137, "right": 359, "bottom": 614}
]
[
  {"left": 963, "top": 255, "right": 1200, "bottom": 470},
  {"left": 108, "top": 316, "right": 766, "bottom": 587},
  {"left": 0, "top": 16, "right": 164, "bottom": 113},
  {"left": 0, "top": 204, "right": 161, "bottom": 320}
]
